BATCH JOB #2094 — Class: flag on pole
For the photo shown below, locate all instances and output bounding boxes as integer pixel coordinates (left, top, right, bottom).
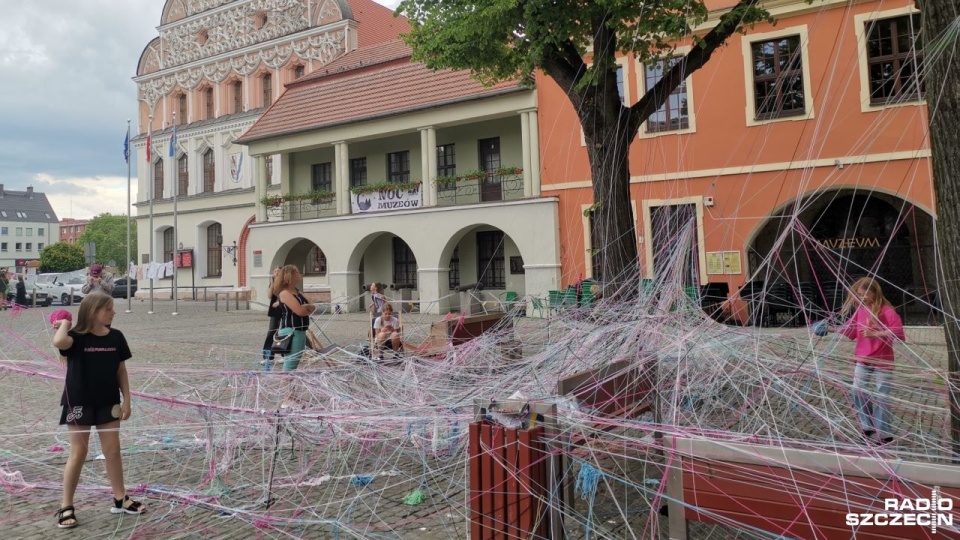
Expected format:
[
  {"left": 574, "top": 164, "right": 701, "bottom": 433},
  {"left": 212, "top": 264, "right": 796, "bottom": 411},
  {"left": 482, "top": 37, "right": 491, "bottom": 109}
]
[
  {"left": 145, "top": 129, "right": 152, "bottom": 163},
  {"left": 168, "top": 119, "right": 177, "bottom": 157},
  {"left": 123, "top": 127, "right": 131, "bottom": 164}
]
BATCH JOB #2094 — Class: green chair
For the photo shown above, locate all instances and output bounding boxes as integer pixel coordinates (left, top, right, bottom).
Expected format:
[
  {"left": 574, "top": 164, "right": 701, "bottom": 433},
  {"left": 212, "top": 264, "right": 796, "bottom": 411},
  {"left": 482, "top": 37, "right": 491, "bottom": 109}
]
[
  {"left": 641, "top": 278, "right": 656, "bottom": 298},
  {"left": 548, "top": 290, "right": 563, "bottom": 312},
  {"left": 580, "top": 287, "right": 594, "bottom": 306},
  {"left": 561, "top": 287, "right": 578, "bottom": 307},
  {"left": 531, "top": 296, "right": 548, "bottom": 318},
  {"left": 501, "top": 291, "right": 518, "bottom": 313}
]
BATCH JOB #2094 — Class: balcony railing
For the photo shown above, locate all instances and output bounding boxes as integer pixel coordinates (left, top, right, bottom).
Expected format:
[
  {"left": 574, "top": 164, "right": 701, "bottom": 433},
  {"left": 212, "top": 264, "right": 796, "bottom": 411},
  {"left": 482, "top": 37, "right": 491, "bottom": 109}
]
[
  {"left": 436, "top": 173, "right": 524, "bottom": 207},
  {"left": 266, "top": 198, "right": 337, "bottom": 220},
  {"left": 263, "top": 172, "right": 525, "bottom": 222}
]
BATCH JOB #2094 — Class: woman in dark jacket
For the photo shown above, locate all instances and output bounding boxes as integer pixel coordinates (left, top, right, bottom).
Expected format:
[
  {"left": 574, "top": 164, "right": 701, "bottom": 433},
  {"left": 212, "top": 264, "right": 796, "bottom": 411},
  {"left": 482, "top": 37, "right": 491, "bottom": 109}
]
[
  {"left": 261, "top": 267, "right": 282, "bottom": 369},
  {"left": 15, "top": 275, "right": 28, "bottom": 306}
]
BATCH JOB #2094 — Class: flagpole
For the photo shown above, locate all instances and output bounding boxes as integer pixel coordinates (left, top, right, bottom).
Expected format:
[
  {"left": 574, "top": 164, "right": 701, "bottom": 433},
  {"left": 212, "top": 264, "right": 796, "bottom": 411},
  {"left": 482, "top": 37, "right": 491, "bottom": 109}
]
[
  {"left": 148, "top": 115, "right": 155, "bottom": 314},
  {"left": 171, "top": 112, "right": 179, "bottom": 316},
  {"left": 125, "top": 119, "right": 133, "bottom": 313}
]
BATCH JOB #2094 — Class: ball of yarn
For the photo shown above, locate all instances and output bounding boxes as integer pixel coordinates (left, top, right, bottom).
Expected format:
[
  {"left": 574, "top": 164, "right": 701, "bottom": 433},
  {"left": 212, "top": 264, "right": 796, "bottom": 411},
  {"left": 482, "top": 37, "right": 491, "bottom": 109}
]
[
  {"left": 812, "top": 320, "right": 828, "bottom": 337},
  {"left": 49, "top": 309, "right": 73, "bottom": 325}
]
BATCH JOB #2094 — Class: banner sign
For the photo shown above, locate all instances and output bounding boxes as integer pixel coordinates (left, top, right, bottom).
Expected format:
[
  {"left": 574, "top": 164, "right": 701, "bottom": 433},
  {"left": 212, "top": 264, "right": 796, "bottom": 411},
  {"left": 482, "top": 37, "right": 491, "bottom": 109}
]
[
  {"left": 229, "top": 153, "right": 244, "bottom": 184},
  {"left": 351, "top": 184, "right": 423, "bottom": 214}
]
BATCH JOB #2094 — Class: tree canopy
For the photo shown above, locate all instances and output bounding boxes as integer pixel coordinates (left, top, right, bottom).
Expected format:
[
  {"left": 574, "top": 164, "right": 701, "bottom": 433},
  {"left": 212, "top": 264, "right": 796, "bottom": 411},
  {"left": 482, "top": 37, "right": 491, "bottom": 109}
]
[
  {"left": 398, "top": 0, "right": 771, "bottom": 296},
  {"left": 77, "top": 213, "right": 137, "bottom": 273},
  {"left": 39, "top": 242, "right": 86, "bottom": 273}
]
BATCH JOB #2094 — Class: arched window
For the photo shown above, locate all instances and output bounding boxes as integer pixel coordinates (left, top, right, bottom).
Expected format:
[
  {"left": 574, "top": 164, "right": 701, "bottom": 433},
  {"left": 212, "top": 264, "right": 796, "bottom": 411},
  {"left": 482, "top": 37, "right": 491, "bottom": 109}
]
[
  {"left": 206, "top": 223, "right": 222, "bottom": 277},
  {"left": 153, "top": 160, "right": 164, "bottom": 199},
  {"left": 204, "top": 87, "right": 214, "bottom": 119},
  {"left": 304, "top": 246, "right": 327, "bottom": 276},
  {"left": 163, "top": 228, "right": 174, "bottom": 264},
  {"left": 203, "top": 149, "right": 215, "bottom": 192},
  {"left": 294, "top": 65, "right": 304, "bottom": 79},
  {"left": 178, "top": 94, "right": 188, "bottom": 123},
  {"left": 261, "top": 73, "right": 272, "bottom": 106},
  {"left": 232, "top": 80, "right": 242, "bottom": 113},
  {"left": 178, "top": 155, "right": 189, "bottom": 197}
]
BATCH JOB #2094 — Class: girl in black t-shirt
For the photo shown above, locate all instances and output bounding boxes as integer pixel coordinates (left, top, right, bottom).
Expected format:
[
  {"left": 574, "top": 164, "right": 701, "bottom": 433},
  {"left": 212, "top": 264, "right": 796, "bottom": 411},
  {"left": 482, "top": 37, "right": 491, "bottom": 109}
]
[{"left": 52, "top": 293, "right": 145, "bottom": 528}]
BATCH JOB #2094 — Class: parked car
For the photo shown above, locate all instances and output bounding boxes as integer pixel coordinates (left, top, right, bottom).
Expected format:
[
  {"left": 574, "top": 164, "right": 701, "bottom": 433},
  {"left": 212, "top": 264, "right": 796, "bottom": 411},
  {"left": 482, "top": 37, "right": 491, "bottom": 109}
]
[
  {"left": 112, "top": 277, "right": 138, "bottom": 299},
  {"left": 6, "top": 276, "right": 53, "bottom": 307},
  {"left": 34, "top": 272, "right": 86, "bottom": 305}
]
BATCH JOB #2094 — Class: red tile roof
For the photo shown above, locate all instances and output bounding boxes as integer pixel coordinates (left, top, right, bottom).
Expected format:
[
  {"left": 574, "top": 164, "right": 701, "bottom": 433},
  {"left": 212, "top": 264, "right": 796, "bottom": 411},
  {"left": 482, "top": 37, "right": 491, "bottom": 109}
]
[
  {"left": 349, "top": 0, "right": 410, "bottom": 48},
  {"left": 297, "top": 40, "right": 412, "bottom": 84},
  {"left": 239, "top": 44, "right": 527, "bottom": 144}
]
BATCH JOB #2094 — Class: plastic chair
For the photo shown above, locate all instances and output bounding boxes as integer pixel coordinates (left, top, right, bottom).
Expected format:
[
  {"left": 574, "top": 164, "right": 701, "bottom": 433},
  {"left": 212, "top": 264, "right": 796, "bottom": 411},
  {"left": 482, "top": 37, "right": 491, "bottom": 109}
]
[
  {"left": 500, "top": 291, "right": 520, "bottom": 315},
  {"left": 561, "top": 287, "right": 578, "bottom": 308},
  {"left": 580, "top": 286, "right": 595, "bottom": 306},
  {"left": 548, "top": 290, "right": 563, "bottom": 313},
  {"left": 531, "top": 296, "right": 548, "bottom": 318}
]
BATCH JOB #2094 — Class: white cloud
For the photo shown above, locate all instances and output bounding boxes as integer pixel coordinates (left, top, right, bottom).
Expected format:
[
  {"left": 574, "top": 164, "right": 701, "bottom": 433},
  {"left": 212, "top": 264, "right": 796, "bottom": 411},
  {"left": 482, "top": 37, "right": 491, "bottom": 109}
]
[
  {"left": 0, "top": 0, "right": 400, "bottom": 218},
  {"left": 34, "top": 173, "right": 138, "bottom": 221}
]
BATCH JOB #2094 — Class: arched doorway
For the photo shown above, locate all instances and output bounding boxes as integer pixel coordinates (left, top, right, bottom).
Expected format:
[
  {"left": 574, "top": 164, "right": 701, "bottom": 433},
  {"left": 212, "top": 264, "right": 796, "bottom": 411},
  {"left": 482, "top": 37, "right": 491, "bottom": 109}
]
[{"left": 748, "top": 191, "right": 936, "bottom": 325}]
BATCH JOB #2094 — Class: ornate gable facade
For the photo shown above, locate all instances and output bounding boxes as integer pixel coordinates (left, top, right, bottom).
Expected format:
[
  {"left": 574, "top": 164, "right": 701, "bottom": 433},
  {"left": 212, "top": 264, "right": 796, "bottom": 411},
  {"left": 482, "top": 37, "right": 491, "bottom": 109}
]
[{"left": 136, "top": 0, "right": 355, "bottom": 117}]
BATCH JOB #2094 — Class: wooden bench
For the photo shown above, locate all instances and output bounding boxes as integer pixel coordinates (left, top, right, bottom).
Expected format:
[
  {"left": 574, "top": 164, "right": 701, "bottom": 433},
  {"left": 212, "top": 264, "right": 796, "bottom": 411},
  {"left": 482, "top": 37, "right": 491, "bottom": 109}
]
[
  {"left": 665, "top": 436, "right": 960, "bottom": 539},
  {"left": 557, "top": 359, "right": 655, "bottom": 508},
  {"left": 404, "top": 311, "right": 512, "bottom": 357}
]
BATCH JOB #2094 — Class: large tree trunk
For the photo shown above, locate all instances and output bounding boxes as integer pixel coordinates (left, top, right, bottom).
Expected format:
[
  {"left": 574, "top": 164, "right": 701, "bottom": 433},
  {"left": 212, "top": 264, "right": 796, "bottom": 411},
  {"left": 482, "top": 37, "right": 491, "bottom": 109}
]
[
  {"left": 922, "top": 8, "right": 960, "bottom": 458},
  {"left": 540, "top": 0, "right": 764, "bottom": 301},
  {"left": 583, "top": 103, "right": 639, "bottom": 298}
]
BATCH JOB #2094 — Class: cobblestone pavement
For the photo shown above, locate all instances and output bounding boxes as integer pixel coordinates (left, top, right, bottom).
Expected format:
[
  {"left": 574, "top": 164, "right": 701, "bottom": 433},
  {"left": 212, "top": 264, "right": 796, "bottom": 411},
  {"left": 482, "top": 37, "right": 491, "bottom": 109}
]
[
  {"left": 0, "top": 301, "right": 475, "bottom": 539},
  {"left": 0, "top": 301, "right": 950, "bottom": 539}
]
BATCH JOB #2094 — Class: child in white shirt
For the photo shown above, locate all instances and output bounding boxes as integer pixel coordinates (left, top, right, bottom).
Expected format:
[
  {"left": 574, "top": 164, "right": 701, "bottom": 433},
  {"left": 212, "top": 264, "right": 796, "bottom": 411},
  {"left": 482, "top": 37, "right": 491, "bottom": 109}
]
[{"left": 373, "top": 303, "right": 401, "bottom": 357}]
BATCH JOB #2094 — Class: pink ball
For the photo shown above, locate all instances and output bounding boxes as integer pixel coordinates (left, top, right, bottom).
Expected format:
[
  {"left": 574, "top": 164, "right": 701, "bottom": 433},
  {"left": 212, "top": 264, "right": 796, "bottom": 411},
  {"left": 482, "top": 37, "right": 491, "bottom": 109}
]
[{"left": 49, "top": 309, "right": 73, "bottom": 325}]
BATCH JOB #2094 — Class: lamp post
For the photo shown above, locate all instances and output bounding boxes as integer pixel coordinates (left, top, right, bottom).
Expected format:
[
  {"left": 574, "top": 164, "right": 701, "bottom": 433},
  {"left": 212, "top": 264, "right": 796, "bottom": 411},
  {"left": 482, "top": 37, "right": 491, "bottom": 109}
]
[{"left": 125, "top": 119, "right": 132, "bottom": 313}]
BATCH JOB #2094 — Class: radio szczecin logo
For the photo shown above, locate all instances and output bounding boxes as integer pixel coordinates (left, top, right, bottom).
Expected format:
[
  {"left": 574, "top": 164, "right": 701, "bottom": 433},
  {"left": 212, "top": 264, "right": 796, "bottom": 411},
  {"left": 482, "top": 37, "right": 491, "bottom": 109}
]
[{"left": 846, "top": 487, "right": 953, "bottom": 533}]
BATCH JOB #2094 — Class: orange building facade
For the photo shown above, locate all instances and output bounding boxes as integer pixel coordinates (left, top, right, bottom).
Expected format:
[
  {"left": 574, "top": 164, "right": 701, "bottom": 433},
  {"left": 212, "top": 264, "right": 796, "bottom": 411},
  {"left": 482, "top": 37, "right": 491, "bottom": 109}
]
[{"left": 537, "top": 0, "right": 933, "bottom": 323}]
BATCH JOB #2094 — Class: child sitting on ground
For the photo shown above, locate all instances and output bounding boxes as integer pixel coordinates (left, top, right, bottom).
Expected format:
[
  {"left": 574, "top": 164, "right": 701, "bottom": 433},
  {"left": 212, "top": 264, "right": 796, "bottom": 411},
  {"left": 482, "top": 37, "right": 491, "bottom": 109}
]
[{"left": 373, "top": 303, "right": 402, "bottom": 359}]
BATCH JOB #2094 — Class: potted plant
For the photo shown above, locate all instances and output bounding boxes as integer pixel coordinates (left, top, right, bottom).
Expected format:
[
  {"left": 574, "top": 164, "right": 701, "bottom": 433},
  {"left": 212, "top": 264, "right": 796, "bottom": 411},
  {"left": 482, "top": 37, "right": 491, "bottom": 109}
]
[
  {"left": 495, "top": 166, "right": 523, "bottom": 177},
  {"left": 462, "top": 170, "right": 487, "bottom": 182},
  {"left": 435, "top": 175, "right": 459, "bottom": 189},
  {"left": 260, "top": 194, "right": 284, "bottom": 207},
  {"left": 302, "top": 189, "right": 335, "bottom": 204}
]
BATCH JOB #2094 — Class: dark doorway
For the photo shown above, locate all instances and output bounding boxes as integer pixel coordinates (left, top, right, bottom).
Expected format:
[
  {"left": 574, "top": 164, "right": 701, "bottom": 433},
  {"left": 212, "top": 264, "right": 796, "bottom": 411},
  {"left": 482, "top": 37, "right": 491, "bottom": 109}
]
[
  {"left": 650, "top": 203, "right": 699, "bottom": 286},
  {"left": 478, "top": 137, "right": 502, "bottom": 202}
]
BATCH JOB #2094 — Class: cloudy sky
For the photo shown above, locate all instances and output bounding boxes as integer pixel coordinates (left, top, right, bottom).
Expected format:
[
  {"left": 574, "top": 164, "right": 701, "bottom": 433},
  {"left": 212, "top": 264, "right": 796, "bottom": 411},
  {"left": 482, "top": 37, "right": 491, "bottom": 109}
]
[{"left": 0, "top": 0, "right": 401, "bottom": 221}]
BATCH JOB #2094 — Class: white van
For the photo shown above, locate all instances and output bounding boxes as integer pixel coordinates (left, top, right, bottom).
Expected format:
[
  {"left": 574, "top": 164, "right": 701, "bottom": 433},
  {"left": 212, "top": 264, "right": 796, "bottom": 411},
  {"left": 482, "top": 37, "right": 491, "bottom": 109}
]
[{"left": 34, "top": 272, "right": 87, "bottom": 305}]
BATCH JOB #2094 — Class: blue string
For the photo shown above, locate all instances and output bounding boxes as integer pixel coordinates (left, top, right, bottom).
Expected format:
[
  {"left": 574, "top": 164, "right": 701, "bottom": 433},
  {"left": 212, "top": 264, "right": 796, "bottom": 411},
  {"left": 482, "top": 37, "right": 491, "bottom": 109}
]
[
  {"left": 575, "top": 462, "right": 602, "bottom": 539},
  {"left": 350, "top": 475, "right": 374, "bottom": 486},
  {"left": 574, "top": 462, "right": 601, "bottom": 500}
]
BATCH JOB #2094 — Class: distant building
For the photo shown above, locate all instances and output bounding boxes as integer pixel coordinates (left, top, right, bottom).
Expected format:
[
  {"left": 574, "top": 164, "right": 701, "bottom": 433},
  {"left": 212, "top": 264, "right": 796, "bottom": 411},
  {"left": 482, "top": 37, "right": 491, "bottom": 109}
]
[
  {"left": 59, "top": 218, "right": 90, "bottom": 243},
  {"left": 0, "top": 185, "right": 59, "bottom": 274},
  {"left": 132, "top": 0, "right": 407, "bottom": 291}
]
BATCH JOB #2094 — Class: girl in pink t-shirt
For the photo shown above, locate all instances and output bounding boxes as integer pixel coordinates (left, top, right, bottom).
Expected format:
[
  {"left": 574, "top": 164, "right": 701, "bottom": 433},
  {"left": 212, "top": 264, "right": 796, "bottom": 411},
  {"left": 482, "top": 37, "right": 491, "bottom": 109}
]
[{"left": 828, "top": 277, "right": 905, "bottom": 445}]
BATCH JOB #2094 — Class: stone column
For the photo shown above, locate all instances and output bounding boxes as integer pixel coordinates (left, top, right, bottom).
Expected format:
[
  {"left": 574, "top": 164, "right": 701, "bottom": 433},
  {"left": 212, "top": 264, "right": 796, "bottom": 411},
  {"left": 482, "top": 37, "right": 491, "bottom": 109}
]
[
  {"left": 333, "top": 141, "right": 349, "bottom": 214},
  {"left": 521, "top": 263, "right": 561, "bottom": 316},
  {"left": 519, "top": 109, "right": 541, "bottom": 196},
  {"left": 529, "top": 110, "right": 541, "bottom": 196},
  {"left": 520, "top": 112, "right": 533, "bottom": 197},
  {"left": 253, "top": 155, "right": 266, "bottom": 222},
  {"left": 419, "top": 126, "right": 437, "bottom": 207},
  {"left": 328, "top": 270, "right": 361, "bottom": 312},
  {"left": 416, "top": 267, "right": 451, "bottom": 314}
]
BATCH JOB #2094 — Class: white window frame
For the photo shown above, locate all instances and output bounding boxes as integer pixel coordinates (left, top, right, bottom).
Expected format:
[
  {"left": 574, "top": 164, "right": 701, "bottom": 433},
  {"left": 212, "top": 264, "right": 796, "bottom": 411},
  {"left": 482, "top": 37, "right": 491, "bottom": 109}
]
[
  {"left": 638, "top": 46, "right": 697, "bottom": 137},
  {"left": 580, "top": 56, "right": 631, "bottom": 146},
  {"left": 582, "top": 200, "right": 638, "bottom": 280},
  {"left": 741, "top": 25, "right": 815, "bottom": 126},
  {"left": 854, "top": 5, "right": 923, "bottom": 113},
  {"left": 641, "top": 196, "right": 707, "bottom": 283}
]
